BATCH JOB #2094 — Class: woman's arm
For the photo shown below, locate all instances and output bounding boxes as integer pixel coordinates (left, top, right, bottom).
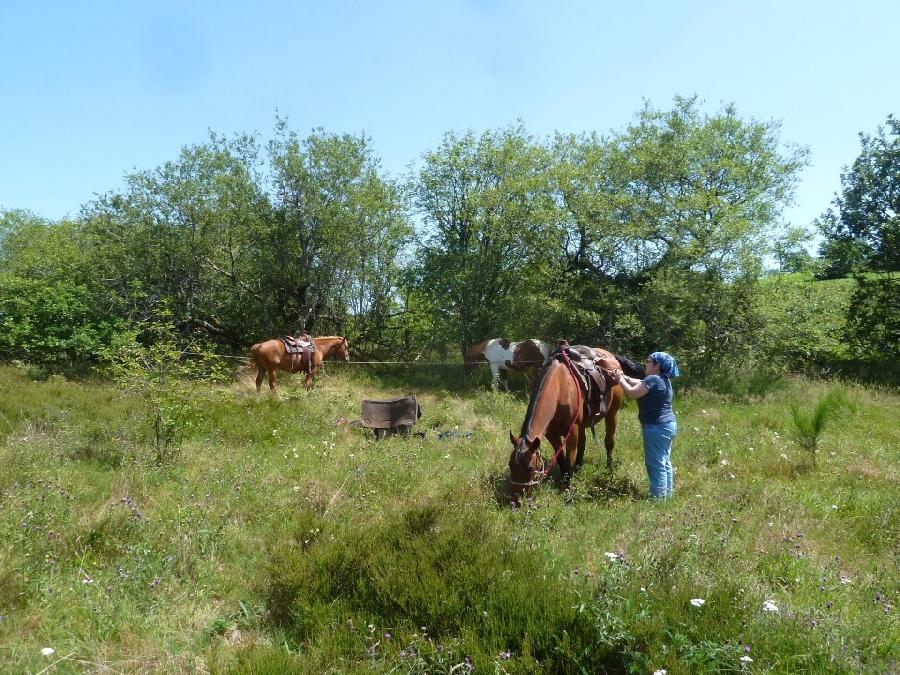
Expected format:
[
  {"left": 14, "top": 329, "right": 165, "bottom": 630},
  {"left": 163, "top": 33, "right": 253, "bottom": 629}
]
[{"left": 612, "top": 370, "right": 648, "bottom": 399}]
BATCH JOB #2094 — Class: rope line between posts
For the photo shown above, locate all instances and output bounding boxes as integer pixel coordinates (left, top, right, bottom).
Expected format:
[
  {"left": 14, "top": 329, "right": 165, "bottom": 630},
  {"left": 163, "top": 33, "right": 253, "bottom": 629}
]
[{"left": 182, "top": 351, "right": 528, "bottom": 367}]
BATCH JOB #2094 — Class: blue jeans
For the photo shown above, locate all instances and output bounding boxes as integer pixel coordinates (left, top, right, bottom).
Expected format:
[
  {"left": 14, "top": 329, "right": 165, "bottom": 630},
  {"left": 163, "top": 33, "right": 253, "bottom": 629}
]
[{"left": 642, "top": 421, "right": 677, "bottom": 498}]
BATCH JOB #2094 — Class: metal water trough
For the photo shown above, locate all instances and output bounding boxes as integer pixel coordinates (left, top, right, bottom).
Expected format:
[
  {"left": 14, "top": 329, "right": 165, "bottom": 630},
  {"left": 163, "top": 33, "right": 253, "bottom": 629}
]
[{"left": 360, "top": 396, "right": 422, "bottom": 439}]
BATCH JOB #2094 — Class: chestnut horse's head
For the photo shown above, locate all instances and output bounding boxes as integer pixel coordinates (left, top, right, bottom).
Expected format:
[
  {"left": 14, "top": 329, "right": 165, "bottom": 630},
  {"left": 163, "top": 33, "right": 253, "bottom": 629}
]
[
  {"left": 336, "top": 337, "right": 350, "bottom": 361},
  {"left": 508, "top": 432, "right": 543, "bottom": 505}
]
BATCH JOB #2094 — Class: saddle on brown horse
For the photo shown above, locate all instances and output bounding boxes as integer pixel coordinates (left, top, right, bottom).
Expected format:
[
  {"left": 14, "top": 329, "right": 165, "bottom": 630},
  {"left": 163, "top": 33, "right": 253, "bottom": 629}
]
[
  {"left": 280, "top": 335, "right": 315, "bottom": 375},
  {"left": 552, "top": 341, "right": 615, "bottom": 424}
]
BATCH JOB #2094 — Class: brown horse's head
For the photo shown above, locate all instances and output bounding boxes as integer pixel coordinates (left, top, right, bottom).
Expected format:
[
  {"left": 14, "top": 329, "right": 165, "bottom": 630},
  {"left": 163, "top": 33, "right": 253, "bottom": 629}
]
[
  {"left": 336, "top": 337, "right": 350, "bottom": 361},
  {"left": 508, "top": 432, "right": 543, "bottom": 505}
]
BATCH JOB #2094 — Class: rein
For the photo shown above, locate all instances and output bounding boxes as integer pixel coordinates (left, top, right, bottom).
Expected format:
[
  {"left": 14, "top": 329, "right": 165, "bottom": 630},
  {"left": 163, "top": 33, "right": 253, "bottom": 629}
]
[{"left": 541, "top": 349, "right": 583, "bottom": 478}]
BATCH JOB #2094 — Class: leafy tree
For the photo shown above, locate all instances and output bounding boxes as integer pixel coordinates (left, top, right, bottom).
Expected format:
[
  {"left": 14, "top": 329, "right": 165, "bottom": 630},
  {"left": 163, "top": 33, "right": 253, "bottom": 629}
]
[
  {"left": 80, "top": 122, "right": 410, "bottom": 355},
  {"left": 817, "top": 115, "right": 899, "bottom": 276},
  {"left": 0, "top": 211, "right": 129, "bottom": 368},
  {"left": 816, "top": 115, "right": 899, "bottom": 359},
  {"left": 521, "top": 98, "right": 808, "bottom": 366},
  {"left": 82, "top": 132, "right": 268, "bottom": 350},
  {"left": 264, "top": 121, "right": 410, "bottom": 345},
  {"left": 410, "top": 125, "right": 555, "bottom": 353},
  {"left": 605, "top": 96, "right": 808, "bottom": 279}
]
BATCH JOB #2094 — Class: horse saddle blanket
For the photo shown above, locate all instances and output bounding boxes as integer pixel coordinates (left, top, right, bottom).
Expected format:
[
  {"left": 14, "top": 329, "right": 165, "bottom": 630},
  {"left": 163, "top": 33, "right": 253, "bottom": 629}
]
[{"left": 360, "top": 396, "right": 422, "bottom": 430}]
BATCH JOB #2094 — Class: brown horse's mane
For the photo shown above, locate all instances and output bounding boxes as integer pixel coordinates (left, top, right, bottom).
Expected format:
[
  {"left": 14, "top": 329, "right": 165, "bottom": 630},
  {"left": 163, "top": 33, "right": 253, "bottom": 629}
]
[
  {"left": 314, "top": 336, "right": 345, "bottom": 351},
  {"left": 519, "top": 358, "right": 558, "bottom": 441}
]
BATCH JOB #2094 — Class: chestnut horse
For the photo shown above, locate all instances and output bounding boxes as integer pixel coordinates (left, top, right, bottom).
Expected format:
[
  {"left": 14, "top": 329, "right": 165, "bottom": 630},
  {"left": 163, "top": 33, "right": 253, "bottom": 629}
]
[
  {"left": 464, "top": 338, "right": 550, "bottom": 391},
  {"left": 250, "top": 335, "right": 350, "bottom": 392},
  {"left": 507, "top": 346, "right": 642, "bottom": 503}
]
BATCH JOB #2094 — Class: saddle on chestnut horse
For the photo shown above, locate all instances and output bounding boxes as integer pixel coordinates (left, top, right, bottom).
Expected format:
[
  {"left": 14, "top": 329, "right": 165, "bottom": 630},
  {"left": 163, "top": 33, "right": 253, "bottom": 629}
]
[
  {"left": 551, "top": 341, "right": 615, "bottom": 423},
  {"left": 280, "top": 335, "right": 315, "bottom": 375}
]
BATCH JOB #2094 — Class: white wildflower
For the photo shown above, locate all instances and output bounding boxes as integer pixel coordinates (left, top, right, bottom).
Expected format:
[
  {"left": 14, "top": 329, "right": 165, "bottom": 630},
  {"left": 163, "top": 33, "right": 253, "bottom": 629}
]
[
  {"left": 831, "top": 504, "right": 838, "bottom": 510},
  {"left": 780, "top": 453, "right": 788, "bottom": 460},
  {"left": 740, "top": 655, "right": 753, "bottom": 663},
  {"left": 653, "top": 670, "right": 667, "bottom": 675},
  {"left": 604, "top": 552, "right": 619, "bottom": 561},
  {"left": 720, "top": 459, "right": 728, "bottom": 466},
  {"left": 690, "top": 598, "right": 705, "bottom": 607},
  {"left": 41, "top": 647, "right": 55, "bottom": 657},
  {"left": 840, "top": 576, "right": 852, "bottom": 585},
  {"left": 763, "top": 600, "right": 779, "bottom": 613}
]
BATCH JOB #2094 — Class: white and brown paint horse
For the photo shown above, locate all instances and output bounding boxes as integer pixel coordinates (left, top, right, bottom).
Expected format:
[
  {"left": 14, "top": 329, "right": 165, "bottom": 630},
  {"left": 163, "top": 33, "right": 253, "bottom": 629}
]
[
  {"left": 250, "top": 335, "right": 350, "bottom": 392},
  {"left": 464, "top": 338, "right": 550, "bottom": 391}
]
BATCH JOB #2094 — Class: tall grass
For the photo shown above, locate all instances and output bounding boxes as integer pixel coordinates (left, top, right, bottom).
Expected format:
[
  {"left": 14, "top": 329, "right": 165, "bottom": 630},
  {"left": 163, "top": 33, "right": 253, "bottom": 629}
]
[{"left": 0, "top": 365, "right": 897, "bottom": 674}]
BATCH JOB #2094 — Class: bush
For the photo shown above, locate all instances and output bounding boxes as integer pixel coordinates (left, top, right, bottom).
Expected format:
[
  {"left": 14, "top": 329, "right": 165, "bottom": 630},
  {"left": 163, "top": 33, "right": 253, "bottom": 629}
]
[{"left": 265, "top": 497, "right": 634, "bottom": 673}]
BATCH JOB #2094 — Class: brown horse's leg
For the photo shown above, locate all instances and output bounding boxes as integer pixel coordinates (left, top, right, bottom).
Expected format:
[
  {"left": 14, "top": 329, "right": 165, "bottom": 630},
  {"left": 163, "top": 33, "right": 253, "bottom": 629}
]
[
  {"left": 267, "top": 368, "right": 277, "bottom": 392},
  {"left": 575, "top": 426, "right": 587, "bottom": 468},
  {"left": 255, "top": 366, "right": 265, "bottom": 393},
  {"left": 560, "top": 427, "right": 581, "bottom": 488},
  {"left": 304, "top": 371, "right": 314, "bottom": 390}
]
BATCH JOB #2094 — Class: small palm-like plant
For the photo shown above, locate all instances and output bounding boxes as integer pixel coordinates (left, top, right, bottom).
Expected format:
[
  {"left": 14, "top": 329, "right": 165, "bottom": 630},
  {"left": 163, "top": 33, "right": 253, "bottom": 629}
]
[{"left": 790, "top": 389, "right": 855, "bottom": 467}]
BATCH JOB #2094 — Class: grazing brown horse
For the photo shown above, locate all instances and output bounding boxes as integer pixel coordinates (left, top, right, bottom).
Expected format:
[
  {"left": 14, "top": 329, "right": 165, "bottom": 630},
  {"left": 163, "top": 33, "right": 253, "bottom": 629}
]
[
  {"left": 250, "top": 335, "right": 350, "bottom": 392},
  {"left": 507, "top": 345, "right": 640, "bottom": 503}
]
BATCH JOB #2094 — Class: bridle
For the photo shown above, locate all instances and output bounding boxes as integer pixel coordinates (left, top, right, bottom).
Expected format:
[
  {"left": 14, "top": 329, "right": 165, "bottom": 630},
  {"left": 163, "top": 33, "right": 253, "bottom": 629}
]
[{"left": 509, "top": 439, "right": 545, "bottom": 488}]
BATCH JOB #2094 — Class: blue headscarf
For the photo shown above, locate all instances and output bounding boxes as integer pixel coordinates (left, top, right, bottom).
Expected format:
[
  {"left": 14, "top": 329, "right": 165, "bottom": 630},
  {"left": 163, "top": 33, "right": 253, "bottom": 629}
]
[{"left": 649, "top": 351, "right": 680, "bottom": 378}]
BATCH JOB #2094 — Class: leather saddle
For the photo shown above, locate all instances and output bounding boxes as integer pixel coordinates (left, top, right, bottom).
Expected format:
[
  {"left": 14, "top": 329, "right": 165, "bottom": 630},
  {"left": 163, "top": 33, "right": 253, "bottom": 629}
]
[
  {"left": 552, "top": 340, "right": 614, "bottom": 424},
  {"left": 280, "top": 335, "right": 316, "bottom": 375}
]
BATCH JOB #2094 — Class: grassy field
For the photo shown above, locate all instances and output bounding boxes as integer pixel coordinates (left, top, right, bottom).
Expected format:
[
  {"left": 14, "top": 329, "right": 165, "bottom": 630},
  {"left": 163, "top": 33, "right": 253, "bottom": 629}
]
[{"left": 0, "top": 363, "right": 897, "bottom": 674}]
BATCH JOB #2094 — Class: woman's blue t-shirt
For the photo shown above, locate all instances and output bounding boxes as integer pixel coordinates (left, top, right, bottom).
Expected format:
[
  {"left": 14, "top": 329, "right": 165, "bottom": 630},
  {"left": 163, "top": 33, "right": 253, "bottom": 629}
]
[{"left": 637, "top": 375, "right": 675, "bottom": 425}]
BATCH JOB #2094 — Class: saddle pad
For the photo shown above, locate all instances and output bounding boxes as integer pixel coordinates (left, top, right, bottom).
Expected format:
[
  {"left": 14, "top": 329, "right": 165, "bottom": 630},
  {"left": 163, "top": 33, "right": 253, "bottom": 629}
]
[
  {"left": 360, "top": 396, "right": 421, "bottom": 429},
  {"left": 281, "top": 337, "right": 314, "bottom": 355}
]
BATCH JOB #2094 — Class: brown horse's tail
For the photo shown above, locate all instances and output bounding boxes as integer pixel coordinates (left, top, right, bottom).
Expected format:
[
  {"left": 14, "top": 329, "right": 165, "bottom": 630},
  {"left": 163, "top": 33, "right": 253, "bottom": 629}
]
[{"left": 248, "top": 343, "right": 263, "bottom": 369}]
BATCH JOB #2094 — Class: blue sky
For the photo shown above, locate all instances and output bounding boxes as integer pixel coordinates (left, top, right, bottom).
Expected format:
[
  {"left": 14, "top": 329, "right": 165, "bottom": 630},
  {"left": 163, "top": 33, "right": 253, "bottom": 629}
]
[{"left": 1, "top": 0, "right": 898, "bottom": 237}]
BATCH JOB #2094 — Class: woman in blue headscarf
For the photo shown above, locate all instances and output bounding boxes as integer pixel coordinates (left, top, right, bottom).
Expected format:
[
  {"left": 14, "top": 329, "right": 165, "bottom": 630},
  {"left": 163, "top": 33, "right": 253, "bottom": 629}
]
[{"left": 611, "top": 352, "right": 679, "bottom": 499}]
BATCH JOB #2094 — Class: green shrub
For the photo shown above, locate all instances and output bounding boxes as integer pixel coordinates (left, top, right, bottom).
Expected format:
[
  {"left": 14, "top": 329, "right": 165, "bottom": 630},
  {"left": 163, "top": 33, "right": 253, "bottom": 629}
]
[
  {"left": 265, "top": 497, "right": 634, "bottom": 673},
  {"left": 789, "top": 388, "right": 856, "bottom": 466}
]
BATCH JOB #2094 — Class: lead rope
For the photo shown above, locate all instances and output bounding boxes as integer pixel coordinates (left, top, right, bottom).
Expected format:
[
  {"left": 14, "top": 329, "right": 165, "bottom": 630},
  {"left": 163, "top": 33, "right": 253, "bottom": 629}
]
[{"left": 542, "top": 349, "right": 583, "bottom": 478}]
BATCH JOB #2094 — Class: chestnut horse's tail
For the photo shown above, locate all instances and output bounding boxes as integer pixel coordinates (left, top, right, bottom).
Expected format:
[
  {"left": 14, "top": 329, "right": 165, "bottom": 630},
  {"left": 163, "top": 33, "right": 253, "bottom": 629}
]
[
  {"left": 247, "top": 342, "right": 265, "bottom": 371},
  {"left": 614, "top": 354, "right": 646, "bottom": 379}
]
